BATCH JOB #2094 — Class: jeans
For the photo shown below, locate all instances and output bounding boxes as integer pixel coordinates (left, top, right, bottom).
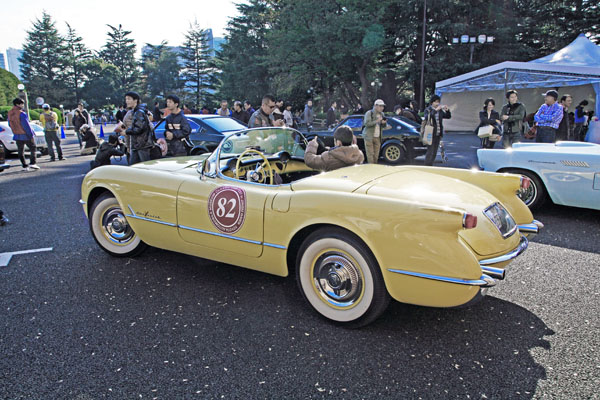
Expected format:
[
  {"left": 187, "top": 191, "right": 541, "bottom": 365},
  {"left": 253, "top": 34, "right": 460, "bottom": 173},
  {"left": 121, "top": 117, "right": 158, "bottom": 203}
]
[
  {"left": 364, "top": 136, "right": 381, "bottom": 164},
  {"left": 130, "top": 148, "right": 151, "bottom": 165},
  {"left": 44, "top": 130, "right": 63, "bottom": 160},
  {"left": 16, "top": 140, "right": 36, "bottom": 167},
  {"left": 75, "top": 129, "right": 83, "bottom": 148},
  {"left": 536, "top": 126, "right": 556, "bottom": 143},
  {"left": 502, "top": 132, "right": 521, "bottom": 148},
  {"left": 424, "top": 134, "right": 442, "bottom": 166}
]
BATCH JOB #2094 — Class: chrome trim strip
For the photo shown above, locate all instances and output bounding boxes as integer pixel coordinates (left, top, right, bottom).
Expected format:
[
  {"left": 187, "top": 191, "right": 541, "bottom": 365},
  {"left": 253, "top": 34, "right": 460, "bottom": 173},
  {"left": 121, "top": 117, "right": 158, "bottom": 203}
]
[
  {"left": 387, "top": 269, "right": 496, "bottom": 287},
  {"left": 78, "top": 199, "right": 86, "bottom": 205},
  {"left": 178, "top": 225, "right": 263, "bottom": 245},
  {"left": 263, "top": 242, "right": 287, "bottom": 249},
  {"left": 126, "top": 205, "right": 177, "bottom": 227},
  {"left": 479, "top": 235, "right": 528, "bottom": 266}
]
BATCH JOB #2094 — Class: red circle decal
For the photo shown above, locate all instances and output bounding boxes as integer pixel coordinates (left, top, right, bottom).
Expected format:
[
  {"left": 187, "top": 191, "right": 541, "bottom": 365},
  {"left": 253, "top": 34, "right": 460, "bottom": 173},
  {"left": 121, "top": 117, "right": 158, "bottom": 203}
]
[{"left": 208, "top": 187, "right": 247, "bottom": 234}]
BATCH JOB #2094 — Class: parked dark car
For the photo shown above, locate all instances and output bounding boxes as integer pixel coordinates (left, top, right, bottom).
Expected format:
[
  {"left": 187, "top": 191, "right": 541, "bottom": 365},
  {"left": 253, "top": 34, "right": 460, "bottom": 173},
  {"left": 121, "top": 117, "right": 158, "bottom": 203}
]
[
  {"left": 153, "top": 115, "right": 246, "bottom": 155},
  {"left": 306, "top": 114, "right": 426, "bottom": 164}
]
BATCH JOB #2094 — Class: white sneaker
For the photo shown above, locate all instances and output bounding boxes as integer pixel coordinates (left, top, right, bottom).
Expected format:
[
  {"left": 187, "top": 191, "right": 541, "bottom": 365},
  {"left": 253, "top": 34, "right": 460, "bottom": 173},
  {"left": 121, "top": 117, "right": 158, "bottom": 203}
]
[{"left": 27, "top": 165, "right": 40, "bottom": 171}]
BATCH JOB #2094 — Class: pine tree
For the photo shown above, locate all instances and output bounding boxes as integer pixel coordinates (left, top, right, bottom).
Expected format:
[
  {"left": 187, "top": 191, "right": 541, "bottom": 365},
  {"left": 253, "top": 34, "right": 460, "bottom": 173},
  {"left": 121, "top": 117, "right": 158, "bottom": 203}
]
[
  {"left": 142, "top": 41, "right": 182, "bottom": 100},
  {"left": 99, "top": 24, "right": 139, "bottom": 92},
  {"left": 181, "top": 22, "right": 214, "bottom": 109},
  {"left": 63, "top": 23, "right": 92, "bottom": 105},
  {"left": 19, "top": 12, "right": 67, "bottom": 105}
]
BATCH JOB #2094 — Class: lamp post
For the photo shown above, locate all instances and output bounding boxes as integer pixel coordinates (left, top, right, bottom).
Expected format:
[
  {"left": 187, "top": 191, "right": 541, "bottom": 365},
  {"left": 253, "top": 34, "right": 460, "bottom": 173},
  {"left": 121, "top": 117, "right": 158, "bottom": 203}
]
[
  {"left": 59, "top": 104, "right": 65, "bottom": 127},
  {"left": 419, "top": 0, "right": 427, "bottom": 111},
  {"left": 17, "top": 84, "right": 29, "bottom": 119},
  {"left": 451, "top": 34, "right": 494, "bottom": 64},
  {"left": 371, "top": 79, "right": 382, "bottom": 100}
]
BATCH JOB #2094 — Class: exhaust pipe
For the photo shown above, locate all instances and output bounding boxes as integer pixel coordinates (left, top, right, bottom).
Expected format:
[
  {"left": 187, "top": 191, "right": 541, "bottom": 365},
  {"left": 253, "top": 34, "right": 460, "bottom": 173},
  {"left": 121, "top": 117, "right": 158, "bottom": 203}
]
[{"left": 481, "top": 266, "right": 505, "bottom": 280}]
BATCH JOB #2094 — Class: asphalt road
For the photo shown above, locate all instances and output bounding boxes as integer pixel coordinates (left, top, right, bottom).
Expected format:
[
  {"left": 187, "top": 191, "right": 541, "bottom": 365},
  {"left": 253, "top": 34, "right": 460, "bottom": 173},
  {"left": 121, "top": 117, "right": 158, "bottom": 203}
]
[{"left": 1, "top": 134, "right": 599, "bottom": 399}]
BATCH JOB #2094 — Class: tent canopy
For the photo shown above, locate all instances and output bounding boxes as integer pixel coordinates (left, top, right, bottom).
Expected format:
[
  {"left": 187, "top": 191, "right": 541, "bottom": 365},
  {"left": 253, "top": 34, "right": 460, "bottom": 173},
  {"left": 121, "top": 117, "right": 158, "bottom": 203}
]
[{"left": 436, "top": 34, "right": 600, "bottom": 118}]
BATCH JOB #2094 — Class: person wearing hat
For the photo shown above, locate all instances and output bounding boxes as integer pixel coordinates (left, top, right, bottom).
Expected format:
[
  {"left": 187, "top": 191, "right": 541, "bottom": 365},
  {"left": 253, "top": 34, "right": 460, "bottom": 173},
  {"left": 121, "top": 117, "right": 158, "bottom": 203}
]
[
  {"left": 423, "top": 95, "right": 451, "bottom": 165},
  {"left": 363, "top": 99, "right": 391, "bottom": 163},
  {"left": 39, "top": 104, "right": 64, "bottom": 161},
  {"left": 533, "top": 90, "right": 563, "bottom": 143}
]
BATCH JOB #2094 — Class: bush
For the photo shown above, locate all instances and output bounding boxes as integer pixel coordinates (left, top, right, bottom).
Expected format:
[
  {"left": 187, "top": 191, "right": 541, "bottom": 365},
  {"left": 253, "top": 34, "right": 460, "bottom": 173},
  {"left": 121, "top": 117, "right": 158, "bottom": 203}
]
[
  {"left": 0, "top": 69, "right": 20, "bottom": 107},
  {"left": 0, "top": 106, "right": 63, "bottom": 125}
]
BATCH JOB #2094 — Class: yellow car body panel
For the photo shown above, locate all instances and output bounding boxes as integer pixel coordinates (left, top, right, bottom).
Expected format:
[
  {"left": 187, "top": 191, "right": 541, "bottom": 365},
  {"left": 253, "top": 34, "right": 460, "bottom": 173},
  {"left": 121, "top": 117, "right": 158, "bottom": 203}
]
[{"left": 81, "top": 153, "right": 536, "bottom": 309}]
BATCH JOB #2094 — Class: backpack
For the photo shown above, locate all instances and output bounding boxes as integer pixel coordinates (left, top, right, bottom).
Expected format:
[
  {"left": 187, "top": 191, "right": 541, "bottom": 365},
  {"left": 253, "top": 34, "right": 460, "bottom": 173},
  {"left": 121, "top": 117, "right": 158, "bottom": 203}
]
[{"left": 43, "top": 112, "right": 59, "bottom": 131}]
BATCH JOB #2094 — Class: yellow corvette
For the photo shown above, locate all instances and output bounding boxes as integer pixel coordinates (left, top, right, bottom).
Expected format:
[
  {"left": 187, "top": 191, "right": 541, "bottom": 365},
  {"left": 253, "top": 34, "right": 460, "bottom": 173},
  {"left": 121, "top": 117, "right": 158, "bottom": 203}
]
[{"left": 81, "top": 127, "right": 542, "bottom": 327}]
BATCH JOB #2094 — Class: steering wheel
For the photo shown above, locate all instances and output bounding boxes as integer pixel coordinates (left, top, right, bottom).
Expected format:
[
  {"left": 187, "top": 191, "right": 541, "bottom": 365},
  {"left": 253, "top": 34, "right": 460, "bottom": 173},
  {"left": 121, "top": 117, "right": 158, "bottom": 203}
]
[{"left": 234, "top": 148, "right": 274, "bottom": 185}]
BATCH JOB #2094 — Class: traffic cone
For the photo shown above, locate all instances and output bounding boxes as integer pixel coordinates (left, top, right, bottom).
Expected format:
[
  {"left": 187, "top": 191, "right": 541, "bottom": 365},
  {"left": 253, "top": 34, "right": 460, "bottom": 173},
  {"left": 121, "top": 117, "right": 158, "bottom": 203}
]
[
  {"left": 99, "top": 125, "right": 105, "bottom": 138},
  {"left": 60, "top": 125, "right": 66, "bottom": 139}
]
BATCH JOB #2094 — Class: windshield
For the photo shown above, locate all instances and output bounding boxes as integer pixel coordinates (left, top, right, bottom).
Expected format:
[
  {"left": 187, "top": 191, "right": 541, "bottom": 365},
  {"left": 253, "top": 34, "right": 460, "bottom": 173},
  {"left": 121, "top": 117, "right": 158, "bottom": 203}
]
[
  {"left": 203, "top": 117, "right": 247, "bottom": 132},
  {"left": 220, "top": 128, "right": 307, "bottom": 158}
]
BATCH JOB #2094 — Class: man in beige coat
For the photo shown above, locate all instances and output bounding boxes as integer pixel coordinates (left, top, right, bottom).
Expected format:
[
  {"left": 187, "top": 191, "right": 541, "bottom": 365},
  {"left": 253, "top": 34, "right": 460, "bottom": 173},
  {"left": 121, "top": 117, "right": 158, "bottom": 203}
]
[
  {"left": 362, "top": 99, "right": 391, "bottom": 163},
  {"left": 304, "top": 126, "right": 364, "bottom": 171}
]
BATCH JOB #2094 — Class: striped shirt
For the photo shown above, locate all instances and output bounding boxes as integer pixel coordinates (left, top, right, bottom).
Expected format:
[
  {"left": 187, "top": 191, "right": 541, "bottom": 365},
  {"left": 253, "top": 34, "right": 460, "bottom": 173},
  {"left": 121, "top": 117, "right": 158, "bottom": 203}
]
[{"left": 534, "top": 103, "right": 563, "bottom": 129}]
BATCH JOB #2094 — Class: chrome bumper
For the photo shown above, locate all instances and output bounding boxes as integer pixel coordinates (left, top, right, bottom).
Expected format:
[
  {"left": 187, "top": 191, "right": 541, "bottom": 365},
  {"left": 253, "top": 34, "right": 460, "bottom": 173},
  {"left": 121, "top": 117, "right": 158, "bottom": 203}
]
[
  {"left": 387, "top": 234, "right": 531, "bottom": 289},
  {"left": 517, "top": 220, "right": 544, "bottom": 239}
]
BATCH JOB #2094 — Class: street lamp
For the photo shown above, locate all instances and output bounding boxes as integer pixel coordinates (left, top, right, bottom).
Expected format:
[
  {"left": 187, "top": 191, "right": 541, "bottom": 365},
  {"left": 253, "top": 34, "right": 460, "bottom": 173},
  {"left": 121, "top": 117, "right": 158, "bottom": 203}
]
[
  {"left": 371, "top": 79, "right": 382, "bottom": 100},
  {"left": 17, "top": 84, "right": 30, "bottom": 118},
  {"left": 451, "top": 34, "right": 494, "bottom": 64},
  {"left": 59, "top": 104, "right": 65, "bottom": 127}
]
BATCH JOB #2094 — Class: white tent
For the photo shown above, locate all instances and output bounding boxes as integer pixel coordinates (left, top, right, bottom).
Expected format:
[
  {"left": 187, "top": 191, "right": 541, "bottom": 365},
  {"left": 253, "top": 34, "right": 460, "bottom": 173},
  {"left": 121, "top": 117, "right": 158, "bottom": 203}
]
[{"left": 435, "top": 34, "right": 600, "bottom": 131}]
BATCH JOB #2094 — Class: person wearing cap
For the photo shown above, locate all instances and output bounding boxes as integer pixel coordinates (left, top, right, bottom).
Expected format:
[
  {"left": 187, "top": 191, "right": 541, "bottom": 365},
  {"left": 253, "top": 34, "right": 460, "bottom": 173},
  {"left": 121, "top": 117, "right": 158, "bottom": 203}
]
[
  {"left": 534, "top": 90, "right": 563, "bottom": 143},
  {"left": 363, "top": 99, "right": 391, "bottom": 164},
  {"left": 304, "top": 126, "right": 364, "bottom": 171},
  {"left": 39, "top": 104, "right": 64, "bottom": 161},
  {"left": 423, "top": 95, "right": 451, "bottom": 165}
]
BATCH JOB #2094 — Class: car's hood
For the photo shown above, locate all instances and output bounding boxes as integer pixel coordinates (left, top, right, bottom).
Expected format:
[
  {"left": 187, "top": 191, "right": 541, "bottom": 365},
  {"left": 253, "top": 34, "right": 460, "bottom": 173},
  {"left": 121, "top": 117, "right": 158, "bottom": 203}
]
[{"left": 130, "top": 155, "right": 209, "bottom": 172}]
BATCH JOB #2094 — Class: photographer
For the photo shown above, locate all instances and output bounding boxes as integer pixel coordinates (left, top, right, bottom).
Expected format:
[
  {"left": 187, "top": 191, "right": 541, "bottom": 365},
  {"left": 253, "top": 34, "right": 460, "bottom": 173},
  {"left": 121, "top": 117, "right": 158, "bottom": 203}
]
[
  {"left": 363, "top": 99, "right": 391, "bottom": 164},
  {"left": 90, "top": 135, "right": 124, "bottom": 170},
  {"left": 501, "top": 90, "right": 526, "bottom": 148}
]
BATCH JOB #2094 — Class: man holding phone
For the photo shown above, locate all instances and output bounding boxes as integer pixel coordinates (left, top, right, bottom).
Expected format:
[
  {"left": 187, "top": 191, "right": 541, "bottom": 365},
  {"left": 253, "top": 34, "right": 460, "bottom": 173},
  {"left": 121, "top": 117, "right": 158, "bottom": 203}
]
[{"left": 362, "top": 99, "right": 390, "bottom": 164}]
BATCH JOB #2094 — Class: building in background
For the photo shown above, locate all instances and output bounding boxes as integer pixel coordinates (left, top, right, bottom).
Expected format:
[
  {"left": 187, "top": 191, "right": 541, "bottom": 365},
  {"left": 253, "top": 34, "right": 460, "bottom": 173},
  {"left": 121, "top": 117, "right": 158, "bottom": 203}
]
[
  {"left": 6, "top": 48, "right": 23, "bottom": 81},
  {"left": 0, "top": 53, "right": 6, "bottom": 70},
  {"left": 142, "top": 29, "right": 225, "bottom": 62}
]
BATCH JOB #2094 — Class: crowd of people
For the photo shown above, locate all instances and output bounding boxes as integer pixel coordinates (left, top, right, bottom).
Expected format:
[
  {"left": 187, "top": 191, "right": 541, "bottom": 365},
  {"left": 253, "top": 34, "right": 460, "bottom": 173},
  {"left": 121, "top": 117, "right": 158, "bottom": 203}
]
[{"left": 475, "top": 90, "right": 595, "bottom": 149}]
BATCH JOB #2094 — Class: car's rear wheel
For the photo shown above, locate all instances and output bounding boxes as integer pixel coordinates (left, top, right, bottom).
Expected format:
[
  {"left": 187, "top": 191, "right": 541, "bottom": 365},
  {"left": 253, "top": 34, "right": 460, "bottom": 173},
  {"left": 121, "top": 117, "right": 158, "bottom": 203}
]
[
  {"left": 89, "top": 193, "right": 147, "bottom": 257},
  {"left": 505, "top": 168, "right": 547, "bottom": 210},
  {"left": 382, "top": 142, "right": 405, "bottom": 164},
  {"left": 295, "top": 228, "right": 390, "bottom": 328}
]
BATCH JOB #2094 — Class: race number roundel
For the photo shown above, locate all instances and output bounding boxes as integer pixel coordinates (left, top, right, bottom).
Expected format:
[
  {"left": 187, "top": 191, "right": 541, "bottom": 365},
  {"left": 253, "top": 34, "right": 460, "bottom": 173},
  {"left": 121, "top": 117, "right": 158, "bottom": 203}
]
[{"left": 208, "top": 187, "right": 247, "bottom": 234}]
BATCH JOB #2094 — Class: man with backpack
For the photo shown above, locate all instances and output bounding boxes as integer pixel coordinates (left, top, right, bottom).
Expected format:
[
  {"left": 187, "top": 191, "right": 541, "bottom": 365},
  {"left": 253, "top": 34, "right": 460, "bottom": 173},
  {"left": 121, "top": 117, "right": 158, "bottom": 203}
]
[{"left": 39, "top": 104, "right": 64, "bottom": 161}]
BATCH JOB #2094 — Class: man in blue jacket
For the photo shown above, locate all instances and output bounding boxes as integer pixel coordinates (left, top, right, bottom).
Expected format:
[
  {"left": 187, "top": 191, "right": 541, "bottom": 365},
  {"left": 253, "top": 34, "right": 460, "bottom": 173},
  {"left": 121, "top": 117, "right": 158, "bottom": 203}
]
[{"left": 7, "top": 98, "right": 40, "bottom": 171}]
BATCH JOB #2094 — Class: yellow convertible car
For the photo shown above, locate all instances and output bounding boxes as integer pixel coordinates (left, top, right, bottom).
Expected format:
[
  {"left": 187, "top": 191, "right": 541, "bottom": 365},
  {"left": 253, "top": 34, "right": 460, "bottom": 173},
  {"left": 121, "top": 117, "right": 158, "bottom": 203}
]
[{"left": 81, "top": 127, "right": 542, "bottom": 327}]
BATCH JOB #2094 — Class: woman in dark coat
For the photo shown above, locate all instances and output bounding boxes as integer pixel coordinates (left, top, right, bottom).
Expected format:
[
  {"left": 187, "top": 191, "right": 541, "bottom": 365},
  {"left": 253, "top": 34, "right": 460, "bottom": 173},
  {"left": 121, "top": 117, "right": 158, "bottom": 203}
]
[{"left": 477, "top": 98, "right": 502, "bottom": 149}]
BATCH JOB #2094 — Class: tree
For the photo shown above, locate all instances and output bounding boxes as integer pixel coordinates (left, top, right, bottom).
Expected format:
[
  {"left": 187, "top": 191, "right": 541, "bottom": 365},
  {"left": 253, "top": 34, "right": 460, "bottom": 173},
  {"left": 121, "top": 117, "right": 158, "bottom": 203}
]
[
  {"left": 181, "top": 22, "right": 214, "bottom": 109},
  {"left": 142, "top": 42, "right": 182, "bottom": 101},
  {"left": 19, "top": 11, "right": 67, "bottom": 105},
  {"left": 80, "top": 58, "right": 121, "bottom": 109},
  {"left": 99, "top": 24, "right": 139, "bottom": 91},
  {"left": 0, "top": 69, "right": 20, "bottom": 107},
  {"left": 62, "top": 23, "right": 92, "bottom": 105}
]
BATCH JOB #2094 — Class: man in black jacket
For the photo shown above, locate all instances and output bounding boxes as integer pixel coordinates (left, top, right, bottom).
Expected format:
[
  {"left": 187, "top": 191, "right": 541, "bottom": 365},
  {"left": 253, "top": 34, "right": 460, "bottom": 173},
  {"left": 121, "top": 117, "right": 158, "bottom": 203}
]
[
  {"left": 124, "top": 91, "right": 153, "bottom": 164},
  {"left": 231, "top": 101, "right": 250, "bottom": 125},
  {"left": 164, "top": 94, "right": 191, "bottom": 157},
  {"left": 326, "top": 101, "right": 337, "bottom": 129},
  {"left": 73, "top": 102, "right": 90, "bottom": 149},
  {"left": 556, "top": 94, "right": 572, "bottom": 141}
]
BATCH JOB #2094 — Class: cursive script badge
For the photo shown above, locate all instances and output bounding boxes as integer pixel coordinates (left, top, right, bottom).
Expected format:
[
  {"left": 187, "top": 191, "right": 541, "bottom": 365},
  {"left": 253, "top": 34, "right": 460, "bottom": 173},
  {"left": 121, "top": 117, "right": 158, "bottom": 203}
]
[{"left": 208, "top": 187, "right": 247, "bottom": 234}]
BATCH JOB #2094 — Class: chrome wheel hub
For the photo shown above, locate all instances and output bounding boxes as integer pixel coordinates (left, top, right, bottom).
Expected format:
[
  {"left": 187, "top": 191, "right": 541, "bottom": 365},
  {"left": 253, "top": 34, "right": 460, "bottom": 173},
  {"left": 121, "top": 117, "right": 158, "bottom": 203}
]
[
  {"left": 518, "top": 183, "right": 537, "bottom": 206},
  {"left": 102, "top": 208, "right": 134, "bottom": 244},
  {"left": 313, "top": 254, "right": 362, "bottom": 308}
]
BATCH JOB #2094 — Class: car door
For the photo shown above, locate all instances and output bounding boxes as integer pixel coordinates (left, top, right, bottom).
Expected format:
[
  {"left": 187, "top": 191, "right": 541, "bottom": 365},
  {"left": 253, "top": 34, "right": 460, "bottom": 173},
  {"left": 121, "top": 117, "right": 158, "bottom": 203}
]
[{"left": 176, "top": 174, "right": 270, "bottom": 258}]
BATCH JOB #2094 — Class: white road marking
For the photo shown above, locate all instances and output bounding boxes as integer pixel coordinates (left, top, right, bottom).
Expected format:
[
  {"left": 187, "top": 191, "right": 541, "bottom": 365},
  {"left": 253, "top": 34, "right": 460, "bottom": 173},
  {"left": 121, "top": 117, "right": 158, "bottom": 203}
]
[{"left": 0, "top": 247, "right": 53, "bottom": 267}]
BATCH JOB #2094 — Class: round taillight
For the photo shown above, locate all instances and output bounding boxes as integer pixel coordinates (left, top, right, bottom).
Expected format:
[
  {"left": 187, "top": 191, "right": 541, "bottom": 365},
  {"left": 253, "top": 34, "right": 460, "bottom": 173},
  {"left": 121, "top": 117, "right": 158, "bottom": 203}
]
[{"left": 463, "top": 213, "right": 478, "bottom": 229}]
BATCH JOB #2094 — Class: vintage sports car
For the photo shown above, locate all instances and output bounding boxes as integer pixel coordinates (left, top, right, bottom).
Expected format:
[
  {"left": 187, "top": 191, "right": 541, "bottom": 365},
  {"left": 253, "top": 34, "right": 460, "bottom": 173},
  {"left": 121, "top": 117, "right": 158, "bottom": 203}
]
[
  {"left": 478, "top": 142, "right": 600, "bottom": 210},
  {"left": 81, "top": 127, "right": 542, "bottom": 327}
]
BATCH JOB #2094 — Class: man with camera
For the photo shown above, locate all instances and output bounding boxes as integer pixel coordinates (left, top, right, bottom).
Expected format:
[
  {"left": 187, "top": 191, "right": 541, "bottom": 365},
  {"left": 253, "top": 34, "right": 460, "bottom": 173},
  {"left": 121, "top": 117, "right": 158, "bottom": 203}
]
[{"left": 363, "top": 99, "right": 391, "bottom": 164}]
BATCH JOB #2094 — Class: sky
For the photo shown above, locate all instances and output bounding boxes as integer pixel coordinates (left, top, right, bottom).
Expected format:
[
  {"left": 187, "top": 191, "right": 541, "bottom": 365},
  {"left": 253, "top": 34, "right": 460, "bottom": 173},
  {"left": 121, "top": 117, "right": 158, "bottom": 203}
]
[{"left": 0, "top": 0, "right": 243, "bottom": 55}]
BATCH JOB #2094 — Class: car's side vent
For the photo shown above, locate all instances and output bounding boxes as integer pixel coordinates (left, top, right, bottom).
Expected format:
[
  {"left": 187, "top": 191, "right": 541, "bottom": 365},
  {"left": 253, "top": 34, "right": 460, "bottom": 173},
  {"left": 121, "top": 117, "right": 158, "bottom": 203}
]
[{"left": 560, "top": 160, "right": 590, "bottom": 168}]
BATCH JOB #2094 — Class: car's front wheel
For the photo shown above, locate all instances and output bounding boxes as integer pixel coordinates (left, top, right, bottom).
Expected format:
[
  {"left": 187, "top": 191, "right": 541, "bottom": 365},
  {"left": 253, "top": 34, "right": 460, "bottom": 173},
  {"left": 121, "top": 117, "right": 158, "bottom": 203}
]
[
  {"left": 89, "top": 193, "right": 147, "bottom": 257},
  {"left": 381, "top": 142, "right": 405, "bottom": 164},
  {"left": 296, "top": 228, "right": 390, "bottom": 328}
]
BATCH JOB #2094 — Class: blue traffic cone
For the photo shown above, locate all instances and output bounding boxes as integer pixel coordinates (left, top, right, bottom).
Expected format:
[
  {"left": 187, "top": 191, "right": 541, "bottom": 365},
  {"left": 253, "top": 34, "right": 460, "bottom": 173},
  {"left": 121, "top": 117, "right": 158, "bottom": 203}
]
[
  {"left": 60, "top": 125, "right": 66, "bottom": 139},
  {"left": 99, "top": 125, "right": 105, "bottom": 138}
]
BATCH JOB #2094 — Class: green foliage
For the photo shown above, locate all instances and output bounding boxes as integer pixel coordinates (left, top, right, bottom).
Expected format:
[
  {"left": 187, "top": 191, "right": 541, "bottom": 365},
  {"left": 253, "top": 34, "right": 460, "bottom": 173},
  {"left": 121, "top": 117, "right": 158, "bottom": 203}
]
[
  {"left": 181, "top": 22, "right": 215, "bottom": 109},
  {"left": 19, "top": 12, "right": 68, "bottom": 105},
  {"left": 99, "top": 24, "right": 139, "bottom": 90},
  {"left": 80, "top": 59, "right": 121, "bottom": 109},
  {"left": 0, "top": 69, "right": 20, "bottom": 107},
  {"left": 142, "top": 41, "right": 183, "bottom": 102},
  {"left": 62, "top": 23, "right": 92, "bottom": 105}
]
